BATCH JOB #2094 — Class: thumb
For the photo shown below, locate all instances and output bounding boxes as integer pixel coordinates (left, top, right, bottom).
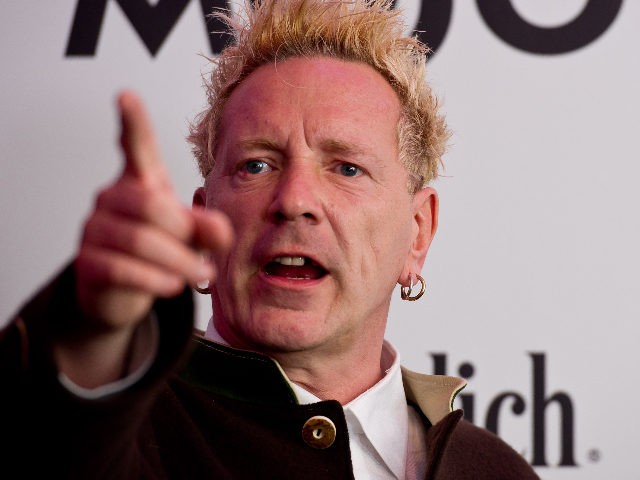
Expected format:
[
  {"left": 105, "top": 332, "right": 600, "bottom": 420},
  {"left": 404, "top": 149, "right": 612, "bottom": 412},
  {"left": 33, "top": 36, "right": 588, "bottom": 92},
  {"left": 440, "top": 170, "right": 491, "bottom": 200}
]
[{"left": 191, "top": 207, "right": 235, "bottom": 255}]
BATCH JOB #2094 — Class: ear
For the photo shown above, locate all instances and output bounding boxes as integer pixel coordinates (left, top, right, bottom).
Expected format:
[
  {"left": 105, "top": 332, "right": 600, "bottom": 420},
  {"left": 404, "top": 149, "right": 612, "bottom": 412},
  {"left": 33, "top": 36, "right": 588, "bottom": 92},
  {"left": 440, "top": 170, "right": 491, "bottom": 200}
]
[
  {"left": 193, "top": 186, "right": 206, "bottom": 209},
  {"left": 399, "top": 187, "right": 438, "bottom": 287}
]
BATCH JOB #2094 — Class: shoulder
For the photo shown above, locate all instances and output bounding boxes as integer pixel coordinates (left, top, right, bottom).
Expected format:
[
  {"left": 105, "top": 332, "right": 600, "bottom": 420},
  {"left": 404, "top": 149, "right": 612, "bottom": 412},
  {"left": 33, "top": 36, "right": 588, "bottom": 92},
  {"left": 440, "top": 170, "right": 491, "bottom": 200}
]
[{"left": 439, "top": 418, "right": 540, "bottom": 479}]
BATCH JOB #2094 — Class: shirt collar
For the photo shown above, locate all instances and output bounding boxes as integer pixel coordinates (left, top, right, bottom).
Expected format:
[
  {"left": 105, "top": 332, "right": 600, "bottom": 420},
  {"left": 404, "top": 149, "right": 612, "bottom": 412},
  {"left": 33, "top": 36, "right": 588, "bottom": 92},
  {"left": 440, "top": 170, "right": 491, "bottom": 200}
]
[
  {"left": 205, "top": 319, "right": 407, "bottom": 479},
  {"left": 286, "top": 341, "right": 407, "bottom": 479},
  {"left": 344, "top": 341, "right": 407, "bottom": 479},
  {"left": 204, "top": 318, "right": 228, "bottom": 345}
]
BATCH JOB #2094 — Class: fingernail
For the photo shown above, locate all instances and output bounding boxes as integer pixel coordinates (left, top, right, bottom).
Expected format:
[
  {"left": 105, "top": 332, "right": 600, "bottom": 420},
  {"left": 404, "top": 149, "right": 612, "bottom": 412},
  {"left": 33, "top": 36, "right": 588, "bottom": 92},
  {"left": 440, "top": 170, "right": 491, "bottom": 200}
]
[
  {"left": 196, "top": 278, "right": 210, "bottom": 291},
  {"left": 196, "top": 261, "right": 214, "bottom": 283}
]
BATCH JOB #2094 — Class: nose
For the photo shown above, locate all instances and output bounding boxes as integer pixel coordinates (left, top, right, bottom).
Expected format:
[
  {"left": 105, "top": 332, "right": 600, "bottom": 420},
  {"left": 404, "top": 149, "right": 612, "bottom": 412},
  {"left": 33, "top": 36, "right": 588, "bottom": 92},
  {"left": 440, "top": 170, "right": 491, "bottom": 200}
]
[{"left": 267, "top": 165, "right": 323, "bottom": 224}]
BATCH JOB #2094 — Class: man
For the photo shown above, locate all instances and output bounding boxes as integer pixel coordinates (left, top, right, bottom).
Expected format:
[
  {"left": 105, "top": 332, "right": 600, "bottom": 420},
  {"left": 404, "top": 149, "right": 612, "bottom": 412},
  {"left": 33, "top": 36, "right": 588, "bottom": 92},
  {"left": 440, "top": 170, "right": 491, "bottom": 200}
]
[{"left": 1, "top": 0, "right": 540, "bottom": 478}]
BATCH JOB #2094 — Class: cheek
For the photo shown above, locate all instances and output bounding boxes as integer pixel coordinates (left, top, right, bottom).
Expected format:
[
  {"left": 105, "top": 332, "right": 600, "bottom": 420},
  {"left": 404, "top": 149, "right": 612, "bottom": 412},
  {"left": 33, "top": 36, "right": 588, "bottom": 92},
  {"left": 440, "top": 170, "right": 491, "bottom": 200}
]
[
  {"left": 208, "top": 188, "right": 261, "bottom": 233},
  {"left": 205, "top": 182, "right": 231, "bottom": 212},
  {"left": 369, "top": 205, "right": 414, "bottom": 264},
  {"left": 348, "top": 209, "right": 409, "bottom": 277},
  {"left": 207, "top": 175, "right": 273, "bottom": 215}
]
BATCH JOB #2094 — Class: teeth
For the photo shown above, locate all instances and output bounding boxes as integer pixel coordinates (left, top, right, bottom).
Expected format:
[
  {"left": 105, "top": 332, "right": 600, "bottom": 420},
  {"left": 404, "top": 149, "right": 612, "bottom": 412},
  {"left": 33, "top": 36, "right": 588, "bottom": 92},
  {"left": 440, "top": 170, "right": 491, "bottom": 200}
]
[{"left": 273, "top": 256, "right": 305, "bottom": 266}]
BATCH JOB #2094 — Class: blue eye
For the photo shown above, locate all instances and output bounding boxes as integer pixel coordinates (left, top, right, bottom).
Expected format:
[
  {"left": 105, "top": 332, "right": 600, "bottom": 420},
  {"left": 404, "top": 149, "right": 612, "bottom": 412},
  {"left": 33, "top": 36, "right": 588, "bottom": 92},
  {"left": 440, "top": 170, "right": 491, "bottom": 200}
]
[
  {"left": 338, "top": 163, "right": 361, "bottom": 177},
  {"left": 243, "top": 160, "right": 270, "bottom": 174}
]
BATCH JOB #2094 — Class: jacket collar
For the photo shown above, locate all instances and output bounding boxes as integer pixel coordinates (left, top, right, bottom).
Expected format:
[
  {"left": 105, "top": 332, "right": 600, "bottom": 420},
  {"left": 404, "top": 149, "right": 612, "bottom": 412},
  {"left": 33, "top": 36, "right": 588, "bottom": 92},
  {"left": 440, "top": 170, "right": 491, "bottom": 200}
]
[
  {"left": 178, "top": 335, "right": 298, "bottom": 406},
  {"left": 401, "top": 366, "right": 466, "bottom": 425},
  {"left": 180, "top": 333, "right": 466, "bottom": 425}
]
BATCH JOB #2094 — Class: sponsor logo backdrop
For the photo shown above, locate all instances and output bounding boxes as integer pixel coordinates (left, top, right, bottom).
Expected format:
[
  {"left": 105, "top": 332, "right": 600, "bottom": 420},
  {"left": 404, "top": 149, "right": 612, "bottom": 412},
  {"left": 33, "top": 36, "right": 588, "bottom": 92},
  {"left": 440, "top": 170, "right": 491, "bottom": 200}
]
[{"left": 2, "top": 1, "right": 638, "bottom": 477}]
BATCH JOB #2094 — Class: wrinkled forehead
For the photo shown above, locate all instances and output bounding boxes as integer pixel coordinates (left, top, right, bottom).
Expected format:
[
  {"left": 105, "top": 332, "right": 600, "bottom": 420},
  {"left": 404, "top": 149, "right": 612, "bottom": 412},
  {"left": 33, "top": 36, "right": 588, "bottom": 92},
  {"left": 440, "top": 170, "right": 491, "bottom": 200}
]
[{"left": 214, "top": 56, "right": 402, "bottom": 153}]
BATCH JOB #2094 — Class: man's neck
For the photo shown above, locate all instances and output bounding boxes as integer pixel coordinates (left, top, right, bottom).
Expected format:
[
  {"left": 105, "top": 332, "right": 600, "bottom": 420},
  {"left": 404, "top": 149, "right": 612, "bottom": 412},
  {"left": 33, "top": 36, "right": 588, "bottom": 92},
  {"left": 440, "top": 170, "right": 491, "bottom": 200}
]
[
  {"left": 273, "top": 346, "right": 386, "bottom": 405},
  {"left": 205, "top": 317, "right": 386, "bottom": 405}
]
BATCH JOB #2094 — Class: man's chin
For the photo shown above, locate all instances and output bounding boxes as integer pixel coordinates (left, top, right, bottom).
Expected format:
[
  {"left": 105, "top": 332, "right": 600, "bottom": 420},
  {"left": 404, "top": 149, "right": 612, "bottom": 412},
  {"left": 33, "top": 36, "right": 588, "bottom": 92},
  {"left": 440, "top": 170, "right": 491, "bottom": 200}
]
[{"left": 237, "top": 312, "right": 333, "bottom": 355}]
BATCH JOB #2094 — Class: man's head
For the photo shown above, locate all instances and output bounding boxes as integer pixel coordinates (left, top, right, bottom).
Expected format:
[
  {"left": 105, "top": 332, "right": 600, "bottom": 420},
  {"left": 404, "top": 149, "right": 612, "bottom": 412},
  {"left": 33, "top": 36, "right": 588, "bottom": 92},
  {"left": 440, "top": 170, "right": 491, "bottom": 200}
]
[
  {"left": 191, "top": 0, "right": 444, "bottom": 391},
  {"left": 189, "top": 0, "right": 449, "bottom": 193}
]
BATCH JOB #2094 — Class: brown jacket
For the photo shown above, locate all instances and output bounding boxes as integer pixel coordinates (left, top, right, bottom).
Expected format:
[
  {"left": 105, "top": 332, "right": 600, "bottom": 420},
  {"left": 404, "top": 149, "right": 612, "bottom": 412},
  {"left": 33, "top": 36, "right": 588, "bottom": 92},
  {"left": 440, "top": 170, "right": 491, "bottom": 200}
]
[{"left": 0, "top": 266, "right": 540, "bottom": 479}]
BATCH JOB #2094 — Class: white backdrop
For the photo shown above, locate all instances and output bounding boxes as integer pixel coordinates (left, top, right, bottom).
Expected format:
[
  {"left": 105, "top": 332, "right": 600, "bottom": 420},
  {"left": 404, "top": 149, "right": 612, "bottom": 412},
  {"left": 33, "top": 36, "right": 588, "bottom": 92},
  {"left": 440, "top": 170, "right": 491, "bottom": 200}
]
[{"left": 2, "top": 1, "right": 639, "bottom": 478}]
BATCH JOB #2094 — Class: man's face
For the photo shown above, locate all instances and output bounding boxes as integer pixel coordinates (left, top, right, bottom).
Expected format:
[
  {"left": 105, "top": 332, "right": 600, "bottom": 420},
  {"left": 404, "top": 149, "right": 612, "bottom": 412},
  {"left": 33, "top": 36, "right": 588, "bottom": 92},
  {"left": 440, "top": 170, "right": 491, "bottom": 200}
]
[{"left": 201, "top": 56, "right": 435, "bottom": 357}]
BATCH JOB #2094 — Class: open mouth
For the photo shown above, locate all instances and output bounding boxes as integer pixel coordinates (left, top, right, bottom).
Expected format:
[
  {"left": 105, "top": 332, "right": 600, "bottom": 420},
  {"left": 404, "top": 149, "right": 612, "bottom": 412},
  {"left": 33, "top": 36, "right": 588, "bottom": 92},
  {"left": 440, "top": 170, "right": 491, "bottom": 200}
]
[{"left": 264, "top": 256, "right": 328, "bottom": 280}]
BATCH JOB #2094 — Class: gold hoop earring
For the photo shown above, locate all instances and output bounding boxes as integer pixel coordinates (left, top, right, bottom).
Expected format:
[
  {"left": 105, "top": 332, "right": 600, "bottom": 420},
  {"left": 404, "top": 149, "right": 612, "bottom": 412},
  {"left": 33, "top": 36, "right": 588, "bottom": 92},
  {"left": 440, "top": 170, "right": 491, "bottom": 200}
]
[
  {"left": 194, "top": 279, "right": 211, "bottom": 295},
  {"left": 400, "top": 274, "right": 426, "bottom": 301}
]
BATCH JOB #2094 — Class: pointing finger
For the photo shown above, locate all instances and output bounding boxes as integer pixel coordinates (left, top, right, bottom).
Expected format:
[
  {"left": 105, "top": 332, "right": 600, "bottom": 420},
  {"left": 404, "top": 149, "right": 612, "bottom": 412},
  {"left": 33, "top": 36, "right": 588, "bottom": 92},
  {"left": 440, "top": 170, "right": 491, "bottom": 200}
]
[
  {"left": 96, "top": 181, "right": 195, "bottom": 243},
  {"left": 118, "top": 90, "right": 168, "bottom": 187}
]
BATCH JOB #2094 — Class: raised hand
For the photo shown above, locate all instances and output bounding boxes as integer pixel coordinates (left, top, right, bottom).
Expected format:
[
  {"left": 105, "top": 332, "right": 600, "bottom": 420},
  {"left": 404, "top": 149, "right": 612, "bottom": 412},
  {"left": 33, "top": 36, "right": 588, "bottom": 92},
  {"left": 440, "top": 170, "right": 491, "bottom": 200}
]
[{"left": 57, "top": 91, "right": 232, "bottom": 386}]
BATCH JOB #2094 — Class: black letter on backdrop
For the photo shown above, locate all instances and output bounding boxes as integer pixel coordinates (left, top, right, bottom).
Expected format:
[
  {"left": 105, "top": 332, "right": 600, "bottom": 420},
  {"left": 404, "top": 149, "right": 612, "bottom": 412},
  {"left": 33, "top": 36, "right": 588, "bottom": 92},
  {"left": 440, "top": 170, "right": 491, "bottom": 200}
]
[
  {"left": 67, "top": 0, "right": 452, "bottom": 58},
  {"left": 476, "top": 0, "right": 623, "bottom": 54},
  {"left": 530, "top": 353, "right": 577, "bottom": 466},
  {"left": 66, "top": 0, "right": 230, "bottom": 57},
  {"left": 430, "top": 353, "right": 447, "bottom": 375},
  {"left": 391, "top": 0, "right": 453, "bottom": 60},
  {"left": 65, "top": 0, "right": 109, "bottom": 55},
  {"left": 485, "top": 392, "right": 526, "bottom": 436}
]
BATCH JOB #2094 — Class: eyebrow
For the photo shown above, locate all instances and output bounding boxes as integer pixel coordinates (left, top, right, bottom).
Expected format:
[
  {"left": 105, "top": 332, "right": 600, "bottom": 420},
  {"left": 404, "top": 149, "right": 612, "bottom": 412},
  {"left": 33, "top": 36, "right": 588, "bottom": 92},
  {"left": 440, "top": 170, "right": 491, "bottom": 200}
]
[
  {"left": 320, "top": 139, "right": 369, "bottom": 158},
  {"left": 237, "top": 138, "right": 281, "bottom": 151},
  {"left": 237, "top": 138, "right": 370, "bottom": 157}
]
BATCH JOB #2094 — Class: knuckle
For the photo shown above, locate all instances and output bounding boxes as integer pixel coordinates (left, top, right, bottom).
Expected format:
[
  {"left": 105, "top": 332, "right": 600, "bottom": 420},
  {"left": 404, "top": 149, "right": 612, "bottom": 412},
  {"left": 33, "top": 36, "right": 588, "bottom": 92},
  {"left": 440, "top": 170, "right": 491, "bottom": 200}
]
[
  {"left": 161, "top": 275, "right": 185, "bottom": 296},
  {"left": 123, "top": 225, "right": 147, "bottom": 253},
  {"left": 74, "top": 251, "right": 92, "bottom": 274},
  {"left": 81, "top": 211, "right": 113, "bottom": 246},
  {"left": 95, "top": 185, "right": 117, "bottom": 209},
  {"left": 80, "top": 221, "right": 100, "bottom": 248},
  {"left": 76, "top": 247, "right": 110, "bottom": 285},
  {"left": 139, "top": 190, "right": 163, "bottom": 220}
]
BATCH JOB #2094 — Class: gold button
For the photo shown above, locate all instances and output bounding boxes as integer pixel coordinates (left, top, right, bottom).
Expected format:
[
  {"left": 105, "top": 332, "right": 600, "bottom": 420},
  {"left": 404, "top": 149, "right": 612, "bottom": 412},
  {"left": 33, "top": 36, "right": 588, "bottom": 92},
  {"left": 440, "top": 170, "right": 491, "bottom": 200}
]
[{"left": 301, "top": 415, "right": 336, "bottom": 449}]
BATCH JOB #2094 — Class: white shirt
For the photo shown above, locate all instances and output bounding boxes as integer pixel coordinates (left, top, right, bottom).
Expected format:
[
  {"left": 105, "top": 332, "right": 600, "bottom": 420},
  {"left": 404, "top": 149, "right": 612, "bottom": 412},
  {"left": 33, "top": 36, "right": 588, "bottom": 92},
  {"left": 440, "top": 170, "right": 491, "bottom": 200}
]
[
  {"left": 289, "top": 342, "right": 408, "bottom": 479},
  {"left": 205, "top": 321, "right": 427, "bottom": 479}
]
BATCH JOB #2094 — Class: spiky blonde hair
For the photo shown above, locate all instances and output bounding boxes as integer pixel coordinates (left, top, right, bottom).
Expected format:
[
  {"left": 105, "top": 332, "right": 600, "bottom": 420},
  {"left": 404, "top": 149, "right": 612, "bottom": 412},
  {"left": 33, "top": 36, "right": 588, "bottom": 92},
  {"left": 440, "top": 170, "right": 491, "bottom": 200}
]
[{"left": 188, "top": 0, "right": 449, "bottom": 192}]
